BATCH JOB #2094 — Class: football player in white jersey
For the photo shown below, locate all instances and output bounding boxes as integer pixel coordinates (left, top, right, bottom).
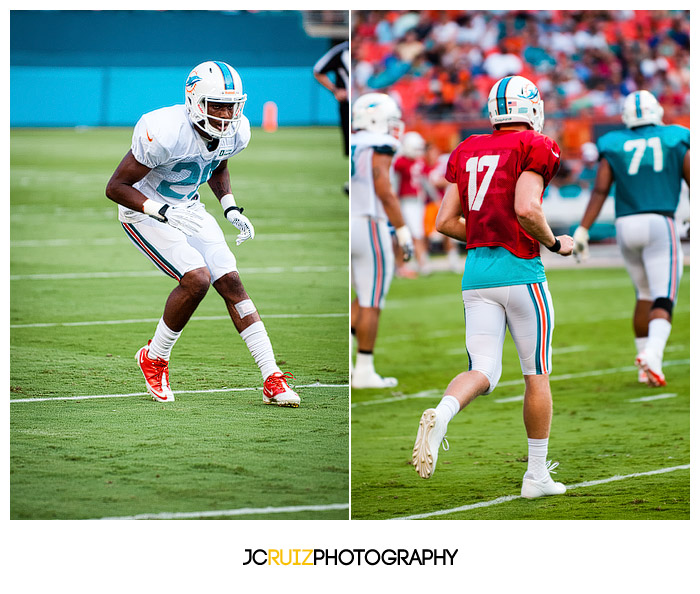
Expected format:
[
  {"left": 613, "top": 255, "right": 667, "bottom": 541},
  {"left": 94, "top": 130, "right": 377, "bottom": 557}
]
[
  {"left": 106, "top": 61, "right": 299, "bottom": 407},
  {"left": 350, "top": 92, "right": 414, "bottom": 388}
]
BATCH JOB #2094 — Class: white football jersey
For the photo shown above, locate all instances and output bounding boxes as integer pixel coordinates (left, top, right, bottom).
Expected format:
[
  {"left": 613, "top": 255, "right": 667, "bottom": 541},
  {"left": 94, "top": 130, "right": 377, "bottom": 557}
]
[
  {"left": 119, "top": 104, "right": 251, "bottom": 223},
  {"left": 350, "top": 130, "right": 400, "bottom": 221}
]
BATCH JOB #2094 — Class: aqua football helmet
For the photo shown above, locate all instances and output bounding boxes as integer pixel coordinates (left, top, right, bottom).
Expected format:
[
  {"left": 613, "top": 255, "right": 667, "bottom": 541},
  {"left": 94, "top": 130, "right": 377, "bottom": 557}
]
[
  {"left": 488, "top": 75, "right": 544, "bottom": 133},
  {"left": 622, "top": 90, "right": 664, "bottom": 128},
  {"left": 352, "top": 93, "right": 404, "bottom": 138},
  {"left": 185, "top": 61, "right": 247, "bottom": 138}
]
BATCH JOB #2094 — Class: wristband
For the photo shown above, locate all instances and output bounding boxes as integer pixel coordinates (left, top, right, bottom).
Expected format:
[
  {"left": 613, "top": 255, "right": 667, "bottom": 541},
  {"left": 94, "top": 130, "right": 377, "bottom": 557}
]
[
  {"left": 143, "top": 198, "right": 167, "bottom": 220},
  {"left": 220, "top": 193, "right": 236, "bottom": 210},
  {"left": 546, "top": 238, "right": 561, "bottom": 253},
  {"left": 395, "top": 225, "right": 411, "bottom": 244},
  {"left": 220, "top": 193, "right": 244, "bottom": 218}
]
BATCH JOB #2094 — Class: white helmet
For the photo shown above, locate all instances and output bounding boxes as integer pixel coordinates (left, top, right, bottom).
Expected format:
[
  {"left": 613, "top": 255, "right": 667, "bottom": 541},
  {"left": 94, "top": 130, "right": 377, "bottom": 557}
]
[
  {"left": 621, "top": 90, "right": 664, "bottom": 128},
  {"left": 401, "top": 131, "right": 426, "bottom": 158},
  {"left": 487, "top": 75, "right": 544, "bottom": 133},
  {"left": 185, "top": 61, "right": 247, "bottom": 138},
  {"left": 352, "top": 92, "right": 404, "bottom": 138}
]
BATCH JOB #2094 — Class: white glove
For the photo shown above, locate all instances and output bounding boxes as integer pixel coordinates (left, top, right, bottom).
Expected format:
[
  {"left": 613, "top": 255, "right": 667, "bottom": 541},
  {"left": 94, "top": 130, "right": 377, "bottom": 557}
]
[
  {"left": 144, "top": 200, "right": 203, "bottom": 236},
  {"left": 572, "top": 226, "right": 590, "bottom": 262},
  {"left": 225, "top": 206, "right": 255, "bottom": 245},
  {"left": 395, "top": 225, "right": 414, "bottom": 262}
]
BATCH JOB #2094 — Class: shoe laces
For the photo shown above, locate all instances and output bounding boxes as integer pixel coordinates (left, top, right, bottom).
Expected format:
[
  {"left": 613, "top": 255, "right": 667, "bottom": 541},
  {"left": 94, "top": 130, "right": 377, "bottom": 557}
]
[
  {"left": 441, "top": 437, "right": 450, "bottom": 452},
  {"left": 144, "top": 355, "right": 168, "bottom": 382},
  {"left": 266, "top": 371, "right": 295, "bottom": 389},
  {"left": 545, "top": 460, "right": 559, "bottom": 474}
]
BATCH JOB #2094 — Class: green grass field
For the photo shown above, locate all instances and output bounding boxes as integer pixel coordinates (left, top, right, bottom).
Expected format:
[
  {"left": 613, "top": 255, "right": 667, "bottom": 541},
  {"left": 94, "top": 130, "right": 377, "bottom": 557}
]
[
  {"left": 351, "top": 263, "right": 690, "bottom": 519},
  {"left": 10, "top": 126, "right": 350, "bottom": 520}
]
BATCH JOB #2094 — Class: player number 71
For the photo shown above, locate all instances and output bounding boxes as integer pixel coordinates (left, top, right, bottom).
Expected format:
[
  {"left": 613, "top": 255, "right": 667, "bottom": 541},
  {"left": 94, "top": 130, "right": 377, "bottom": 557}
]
[{"left": 623, "top": 137, "right": 663, "bottom": 175}]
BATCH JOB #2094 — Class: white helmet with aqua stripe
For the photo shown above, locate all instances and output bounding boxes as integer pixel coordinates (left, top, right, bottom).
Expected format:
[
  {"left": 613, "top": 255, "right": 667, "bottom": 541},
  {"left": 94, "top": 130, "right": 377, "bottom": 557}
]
[
  {"left": 185, "top": 60, "right": 247, "bottom": 138},
  {"left": 487, "top": 75, "right": 544, "bottom": 133},
  {"left": 621, "top": 90, "right": 664, "bottom": 128}
]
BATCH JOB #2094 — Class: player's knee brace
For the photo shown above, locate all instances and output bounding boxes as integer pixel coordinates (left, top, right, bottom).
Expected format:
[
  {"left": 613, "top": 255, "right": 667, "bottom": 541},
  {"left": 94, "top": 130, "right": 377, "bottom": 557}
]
[{"left": 652, "top": 297, "right": 674, "bottom": 318}]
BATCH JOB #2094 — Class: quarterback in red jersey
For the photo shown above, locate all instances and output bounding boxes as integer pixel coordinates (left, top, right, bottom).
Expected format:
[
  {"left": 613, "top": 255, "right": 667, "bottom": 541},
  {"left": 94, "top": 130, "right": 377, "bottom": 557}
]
[{"left": 412, "top": 76, "right": 574, "bottom": 499}]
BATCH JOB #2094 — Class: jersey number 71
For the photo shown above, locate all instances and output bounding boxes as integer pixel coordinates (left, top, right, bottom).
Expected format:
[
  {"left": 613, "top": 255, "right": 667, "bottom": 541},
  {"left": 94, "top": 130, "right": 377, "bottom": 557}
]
[{"left": 624, "top": 137, "right": 663, "bottom": 175}]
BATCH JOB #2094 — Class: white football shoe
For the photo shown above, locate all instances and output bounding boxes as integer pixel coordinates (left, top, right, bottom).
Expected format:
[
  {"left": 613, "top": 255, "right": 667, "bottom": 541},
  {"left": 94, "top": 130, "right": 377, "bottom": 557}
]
[
  {"left": 635, "top": 350, "right": 666, "bottom": 387},
  {"left": 351, "top": 370, "right": 398, "bottom": 389},
  {"left": 412, "top": 408, "right": 449, "bottom": 479},
  {"left": 521, "top": 461, "right": 567, "bottom": 499}
]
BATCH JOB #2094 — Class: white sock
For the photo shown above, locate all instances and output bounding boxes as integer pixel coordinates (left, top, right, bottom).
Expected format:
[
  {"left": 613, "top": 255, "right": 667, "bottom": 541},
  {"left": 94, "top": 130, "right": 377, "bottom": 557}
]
[
  {"left": 435, "top": 395, "right": 460, "bottom": 423},
  {"left": 526, "top": 437, "right": 549, "bottom": 480},
  {"left": 354, "top": 352, "right": 375, "bottom": 375},
  {"left": 646, "top": 318, "right": 672, "bottom": 359},
  {"left": 634, "top": 336, "right": 647, "bottom": 355},
  {"left": 148, "top": 317, "right": 181, "bottom": 361},
  {"left": 240, "top": 321, "right": 280, "bottom": 380}
]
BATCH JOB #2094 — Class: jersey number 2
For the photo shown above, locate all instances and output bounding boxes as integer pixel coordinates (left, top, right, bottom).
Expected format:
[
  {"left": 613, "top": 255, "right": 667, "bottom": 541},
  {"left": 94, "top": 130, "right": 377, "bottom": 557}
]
[
  {"left": 465, "top": 155, "right": 499, "bottom": 211},
  {"left": 623, "top": 137, "right": 663, "bottom": 175}
]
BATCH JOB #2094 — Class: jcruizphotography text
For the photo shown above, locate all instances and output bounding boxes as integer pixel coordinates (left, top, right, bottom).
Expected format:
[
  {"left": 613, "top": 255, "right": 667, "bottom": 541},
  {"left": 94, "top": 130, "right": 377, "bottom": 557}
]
[{"left": 243, "top": 548, "right": 459, "bottom": 567}]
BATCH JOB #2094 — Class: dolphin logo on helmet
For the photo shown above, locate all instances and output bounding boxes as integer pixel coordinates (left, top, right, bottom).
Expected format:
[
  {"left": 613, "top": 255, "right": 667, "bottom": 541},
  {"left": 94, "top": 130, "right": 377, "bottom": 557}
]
[
  {"left": 184, "top": 61, "right": 247, "bottom": 139},
  {"left": 488, "top": 75, "right": 545, "bottom": 133}
]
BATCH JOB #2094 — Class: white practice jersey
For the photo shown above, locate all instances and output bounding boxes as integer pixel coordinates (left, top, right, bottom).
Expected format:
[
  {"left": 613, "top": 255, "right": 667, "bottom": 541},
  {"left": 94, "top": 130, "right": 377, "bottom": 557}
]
[
  {"left": 119, "top": 104, "right": 251, "bottom": 223},
  {"left": 350, "top": 130, "right": 400, "bottom": 221}
]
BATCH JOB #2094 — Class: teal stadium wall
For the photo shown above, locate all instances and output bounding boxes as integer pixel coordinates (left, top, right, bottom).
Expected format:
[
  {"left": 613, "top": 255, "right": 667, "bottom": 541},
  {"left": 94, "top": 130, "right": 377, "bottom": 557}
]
[{"left": 10, "top": 10, "right": 341, "bottom": 127}]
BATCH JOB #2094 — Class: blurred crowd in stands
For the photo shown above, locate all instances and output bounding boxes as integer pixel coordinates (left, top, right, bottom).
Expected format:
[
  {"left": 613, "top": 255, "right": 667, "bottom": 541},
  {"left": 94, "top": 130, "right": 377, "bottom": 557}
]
[{"left": 351, "top": 10, "right": 690, "bottom": 124}]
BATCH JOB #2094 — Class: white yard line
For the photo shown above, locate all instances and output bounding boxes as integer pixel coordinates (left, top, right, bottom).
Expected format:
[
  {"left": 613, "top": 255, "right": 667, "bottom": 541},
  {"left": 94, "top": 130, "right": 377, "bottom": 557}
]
[
  {"left": 11, "top": 312, "right": 347, "bottom": 329},
  {"left": 10, "top": 383, "right": 348, "bottom": 404},
  {"left": 10, "top": 233, "right": 338, "bottom": 248},
  {"left": 391, "top": 464, "right": 690, "bottom": 520},
  {"left": 96, "top": 502, "right": 349, "bottom": 520},
  {"left": 10, "top": 265, "right": 347, "bottom": 281},
  {"left": 351, "top": 359, "right": 690, "bottom": 408},
  {"left": 628, "top": 393, "right": 677, "bottom": 403}
]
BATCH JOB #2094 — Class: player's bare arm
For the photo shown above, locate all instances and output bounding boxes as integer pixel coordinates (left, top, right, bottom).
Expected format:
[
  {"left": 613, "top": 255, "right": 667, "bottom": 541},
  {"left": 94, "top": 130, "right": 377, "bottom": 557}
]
[
  {"left": 106, "top": 150, "right": 203, "bottom": 236},
  {"left": 435, "top": 182, "right": 467, "bottom": 242},
  {"left": 580, "top": 157, "right": 614, "bottom": 229},
  {"left": 372, "top": 152, "right": 403, "bottom": 227},
  {"left": 105, "top": 150, "right": 152, "bottom": 211},
  {"left": 571, "top": 157, "right": 613, "bottom": 260},
  {"left": 208, "top": 158, "right": 232, "bottom": 199},
  {"left": 373, "top": 151, "right": 413, "bottom": 260},
  {"left": 683, "top": 149, "right": 690, "bottom": 186},
  {"left": 515, "top": 170, "right": 573, "bottom": 255},
  {"left": 208, "top": 157, "right": 255, "bottom": 245}
]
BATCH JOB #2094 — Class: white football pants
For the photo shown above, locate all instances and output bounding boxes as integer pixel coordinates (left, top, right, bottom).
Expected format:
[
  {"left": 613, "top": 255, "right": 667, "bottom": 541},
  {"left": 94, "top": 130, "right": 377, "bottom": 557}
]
[
  {"left": 351, "top": 215, "right": 395, "bottom": 309},
  {"left": 615, "top": 213, "right": 683, "bottom": 303},
  {"left": 462, "top": 282, "right": 554, "bottom": 393},
  {"left": 121, "top": 203, "right": 238, "bottom": 283}
]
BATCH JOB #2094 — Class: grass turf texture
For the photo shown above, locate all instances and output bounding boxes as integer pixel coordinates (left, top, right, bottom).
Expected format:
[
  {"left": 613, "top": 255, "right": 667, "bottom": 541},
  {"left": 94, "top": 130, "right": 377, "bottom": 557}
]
[
  {"left": 10, "top": 127, "right": 349, "bottom": 520},
  {"left": 351, "top": 265, "right": 690, "bottom": 519}
]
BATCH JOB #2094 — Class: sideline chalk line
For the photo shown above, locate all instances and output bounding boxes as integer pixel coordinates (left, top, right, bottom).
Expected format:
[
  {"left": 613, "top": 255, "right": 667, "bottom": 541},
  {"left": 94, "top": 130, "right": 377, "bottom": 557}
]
[
  {"left": 96, "top": 502, "right": 349, "bottom": 521},
  {"left": 352, "top": 359, "right": 690, "bottom": 408},
  {"left": 10, "top": 382, "right": 348, "bottom": 404},
  {"left": 391, "top": 464, "right": 690, "bottom": 520}
]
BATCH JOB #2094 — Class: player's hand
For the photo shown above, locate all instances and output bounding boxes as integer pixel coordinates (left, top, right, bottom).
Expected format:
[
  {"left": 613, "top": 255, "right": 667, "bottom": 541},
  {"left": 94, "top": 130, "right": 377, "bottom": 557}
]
[
  {"left": 556, "top": 234, "right": 574, "bottom": 256},
  {"left": 156, "top": 202, "right": 204, "bottom": 236},
  {"left": 395, "top": 225, "right": 414, "bottom": 262},
  {"left": 572, "top": 226, "right": 590, "bottom": 262},
  {"left": 225, "top": 207, "right": 255, "bottom": 245}
]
